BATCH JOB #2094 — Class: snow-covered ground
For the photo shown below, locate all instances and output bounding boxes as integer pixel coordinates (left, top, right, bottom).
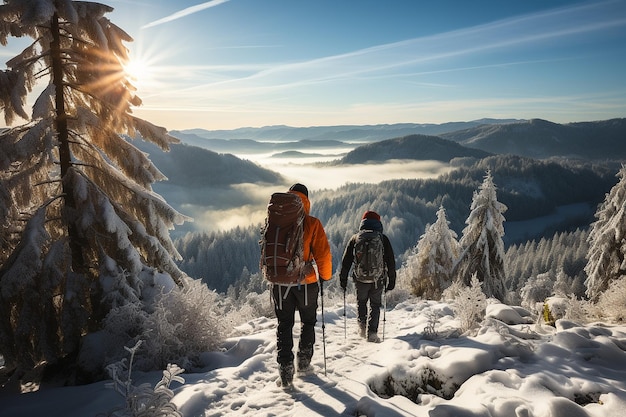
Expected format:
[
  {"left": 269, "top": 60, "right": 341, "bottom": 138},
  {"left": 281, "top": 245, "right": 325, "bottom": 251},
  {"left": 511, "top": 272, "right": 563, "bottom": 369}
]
[{"left": 3, "top": 298, "right": 626, "bottom": 417}]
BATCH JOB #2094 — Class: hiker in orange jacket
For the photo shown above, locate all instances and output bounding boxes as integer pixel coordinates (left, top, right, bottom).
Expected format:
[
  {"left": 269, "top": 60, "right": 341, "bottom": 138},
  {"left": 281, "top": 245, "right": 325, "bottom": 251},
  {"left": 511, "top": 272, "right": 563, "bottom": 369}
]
[{"left": 273, "top": 183, "right": 332, "bottom": 386}]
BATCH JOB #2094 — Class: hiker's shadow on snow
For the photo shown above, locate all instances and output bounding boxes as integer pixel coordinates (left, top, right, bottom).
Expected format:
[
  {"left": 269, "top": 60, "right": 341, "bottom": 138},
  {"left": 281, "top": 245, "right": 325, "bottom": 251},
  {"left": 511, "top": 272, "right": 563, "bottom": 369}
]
[
  {"left": 295, "top": 374, "right": 418, "bottom": 416},
  {"left": 299, "top": 374, "right": 416, "bottom": 417},
  {"left": 295, "top": 374, "right": 359, "bottom": 416}
]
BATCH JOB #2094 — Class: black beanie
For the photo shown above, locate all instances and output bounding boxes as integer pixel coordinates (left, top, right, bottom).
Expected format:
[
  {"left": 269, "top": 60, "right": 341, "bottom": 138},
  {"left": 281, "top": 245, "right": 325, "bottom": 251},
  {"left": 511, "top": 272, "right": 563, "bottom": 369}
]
[{"left": 289, "top": 183, "right": 308, "bottom": 197}]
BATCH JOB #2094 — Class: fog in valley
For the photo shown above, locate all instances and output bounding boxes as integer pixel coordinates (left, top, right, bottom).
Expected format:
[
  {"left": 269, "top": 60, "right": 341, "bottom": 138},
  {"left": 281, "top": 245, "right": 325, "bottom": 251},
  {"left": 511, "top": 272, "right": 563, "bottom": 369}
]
[{"left": 169, "top": 145, "right": 454, "bottom": 233}]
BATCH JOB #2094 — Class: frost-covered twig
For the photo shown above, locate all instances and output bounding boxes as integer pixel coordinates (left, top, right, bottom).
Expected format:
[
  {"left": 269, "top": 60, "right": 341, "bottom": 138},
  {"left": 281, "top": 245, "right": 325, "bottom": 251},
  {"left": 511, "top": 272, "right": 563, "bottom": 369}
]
[
  {"left": 423, "top": 311, "right": 440, "bottom": 340},
  {"left": 102, "top": 341, "right": 185, "bottom": 417}
]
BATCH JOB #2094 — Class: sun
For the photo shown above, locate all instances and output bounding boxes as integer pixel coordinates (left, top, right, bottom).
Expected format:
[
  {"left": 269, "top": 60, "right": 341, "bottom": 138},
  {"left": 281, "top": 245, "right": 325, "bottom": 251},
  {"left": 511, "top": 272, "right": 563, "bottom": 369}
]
[
  {"left": 122, "top": 35, "right": 172, "bottom": 96},
  {"left": 123, "top": 57, "right": 152, "bottom": 87}
]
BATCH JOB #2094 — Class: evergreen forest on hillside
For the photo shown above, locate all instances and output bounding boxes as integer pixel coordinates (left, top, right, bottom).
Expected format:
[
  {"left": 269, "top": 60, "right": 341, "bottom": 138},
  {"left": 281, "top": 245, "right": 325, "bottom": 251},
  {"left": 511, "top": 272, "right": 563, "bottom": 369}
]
[{"left": 174, "top": 154, "right": 618, "bottom": 295}]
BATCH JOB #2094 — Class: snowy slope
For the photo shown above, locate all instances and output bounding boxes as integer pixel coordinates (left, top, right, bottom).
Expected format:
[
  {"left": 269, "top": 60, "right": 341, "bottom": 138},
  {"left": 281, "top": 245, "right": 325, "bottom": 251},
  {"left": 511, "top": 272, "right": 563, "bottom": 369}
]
[{"left": 3, "top": 299, "right": 626, "bottom": 417}]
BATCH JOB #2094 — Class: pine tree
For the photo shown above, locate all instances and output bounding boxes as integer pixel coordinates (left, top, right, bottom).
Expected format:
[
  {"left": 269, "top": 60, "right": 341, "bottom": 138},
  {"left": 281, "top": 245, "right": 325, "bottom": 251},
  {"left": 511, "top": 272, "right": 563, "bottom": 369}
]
[
  {"left": 456, "top": 170, "right": 507, "bottom": 301},
  {"left": 407, "top": 206, "right": 459, "bottom": 299},
  {"left": 0, "top": 1, "right": 189, "bottom": 377},
  {"left": 584, "top": 165, "right": 626, "bottom": 300}
]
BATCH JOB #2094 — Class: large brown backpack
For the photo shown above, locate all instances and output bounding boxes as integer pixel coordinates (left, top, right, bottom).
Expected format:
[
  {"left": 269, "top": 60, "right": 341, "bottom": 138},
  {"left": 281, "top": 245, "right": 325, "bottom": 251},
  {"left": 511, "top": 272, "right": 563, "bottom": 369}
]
[{"left": 260, "top": 192, "right": 307, "bottom": 284}]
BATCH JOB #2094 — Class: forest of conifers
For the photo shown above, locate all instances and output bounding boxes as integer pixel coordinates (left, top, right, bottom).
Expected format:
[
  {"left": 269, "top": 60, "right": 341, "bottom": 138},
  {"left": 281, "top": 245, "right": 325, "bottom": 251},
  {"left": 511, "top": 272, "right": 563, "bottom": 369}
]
[{"left": 174, "top": 154, "right": 618, "bottom": 296}]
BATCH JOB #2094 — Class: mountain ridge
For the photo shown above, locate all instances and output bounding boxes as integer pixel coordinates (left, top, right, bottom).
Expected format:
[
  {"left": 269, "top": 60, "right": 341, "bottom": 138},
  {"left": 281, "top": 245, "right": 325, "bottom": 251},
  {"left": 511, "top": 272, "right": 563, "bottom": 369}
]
[
  {"left": 337, "top": 134, "right": 491, "bottom": 164},
  {"left": 441, "top": 118, "right": 626, "bottom": 159},
  {"left": 131, "top": 139, "right": 283, "bottom": 187},
  {"left": 173, "top": 118, "right": 521, "bottom": 142},
  {"left": 172, "top": 118, "right": 626, "bottom": 161}
]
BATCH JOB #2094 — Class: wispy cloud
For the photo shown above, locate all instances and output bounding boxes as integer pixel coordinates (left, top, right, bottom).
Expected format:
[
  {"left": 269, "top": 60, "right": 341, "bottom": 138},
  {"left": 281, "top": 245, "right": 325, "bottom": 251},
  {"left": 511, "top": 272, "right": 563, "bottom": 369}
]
[
  {"left": 133, "top": 0, "right": 626, "bottom": 128},
  {"left": 142, "top": 0, "right": 231, "bottom": 29},
  {"left": 161, "top": 0, "right": 625, "bottom": 100}
]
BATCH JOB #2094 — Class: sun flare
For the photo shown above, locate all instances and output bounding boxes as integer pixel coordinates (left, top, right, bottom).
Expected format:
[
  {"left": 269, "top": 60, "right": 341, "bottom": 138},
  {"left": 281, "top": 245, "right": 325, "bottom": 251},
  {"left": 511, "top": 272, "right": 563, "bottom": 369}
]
[{"left": 124, "top": 58, "right": 151, "bottom": 86}]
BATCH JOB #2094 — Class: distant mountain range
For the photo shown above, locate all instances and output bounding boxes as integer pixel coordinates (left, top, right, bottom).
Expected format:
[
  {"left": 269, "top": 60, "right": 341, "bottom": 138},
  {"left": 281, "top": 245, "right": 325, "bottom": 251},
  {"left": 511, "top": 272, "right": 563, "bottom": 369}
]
[
  {"left": 169, "top": 131, "right": 352, "bottom": 154},
  {"left": 143, "top": 117, "right": 626, "bottom": 203},
  {"left": 172, "top": 118, "right": 626, "bottom": 161},
  {"left": 173, "top": 118, "right": 519, "bottom": 142},
  {"left": 131, "top": 118, "right": 626, "bottom": 235},
  {"left": 441, "top": 118, "right": 626, "bottom": 159}
]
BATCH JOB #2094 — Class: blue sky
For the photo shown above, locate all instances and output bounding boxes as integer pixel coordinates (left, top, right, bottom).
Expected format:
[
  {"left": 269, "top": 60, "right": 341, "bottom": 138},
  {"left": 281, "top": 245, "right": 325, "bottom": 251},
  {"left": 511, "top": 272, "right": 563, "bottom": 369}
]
[{"left": 90, "top": 1, "right": 626, "bottom": 129}]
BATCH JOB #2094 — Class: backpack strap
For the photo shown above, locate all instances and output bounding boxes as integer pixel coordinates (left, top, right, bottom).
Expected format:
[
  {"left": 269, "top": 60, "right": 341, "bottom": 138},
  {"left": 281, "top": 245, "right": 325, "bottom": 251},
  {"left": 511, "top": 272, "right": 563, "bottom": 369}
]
[{"left": 273, "top": 283, "right": 296, "bottom": 310}]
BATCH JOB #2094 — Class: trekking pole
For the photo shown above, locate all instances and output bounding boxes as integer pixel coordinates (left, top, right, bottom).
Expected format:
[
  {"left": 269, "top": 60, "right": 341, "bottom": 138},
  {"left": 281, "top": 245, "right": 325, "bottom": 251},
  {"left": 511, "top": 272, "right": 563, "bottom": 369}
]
[
  {"left": 382, "top": 279, "right": 387, "bottom": 341},
  {"left": 343, "top": 288, "right": 347, "bottom": 341},
  {"left": 320, "top": 279, "right": 327, "bottom": 376}
]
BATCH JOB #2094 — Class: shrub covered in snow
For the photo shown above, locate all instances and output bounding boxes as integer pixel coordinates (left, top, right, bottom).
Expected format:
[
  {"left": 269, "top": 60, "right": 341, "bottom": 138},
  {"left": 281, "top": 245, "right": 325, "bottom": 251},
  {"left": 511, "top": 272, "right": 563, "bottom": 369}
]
[
  {"left": 80, "top": 278, "right": 225, "bottom": 377},
  {"left": 544, "top": 296, "right": 568, "bottom": 324},
  {"left": 222, "top": 289, "right": 275, "bottom": 329},
  {"left": 520, "top": 271, "right": 554, "bottom": 309},
  {"left": 443, "top": 275, "right": 487, "bottom": 333}
]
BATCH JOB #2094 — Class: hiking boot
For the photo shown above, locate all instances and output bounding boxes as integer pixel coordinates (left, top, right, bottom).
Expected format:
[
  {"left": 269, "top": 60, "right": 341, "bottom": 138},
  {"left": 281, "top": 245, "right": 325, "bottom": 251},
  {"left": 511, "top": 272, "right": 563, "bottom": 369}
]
[
  {"left": 367, "top": 332, "right": 381, "bottom": 343},
  {"left": 297, "top": 347, "right": 313, "bottom": 373},
  {"left": 358, "top": 322, "right": 366, "bottom": 338},
  {"left": 297, "top": 357, "right": 313, "bottom": 374},
  {"left": 279, "top": 362, "right": 294, "bottom": 387}
]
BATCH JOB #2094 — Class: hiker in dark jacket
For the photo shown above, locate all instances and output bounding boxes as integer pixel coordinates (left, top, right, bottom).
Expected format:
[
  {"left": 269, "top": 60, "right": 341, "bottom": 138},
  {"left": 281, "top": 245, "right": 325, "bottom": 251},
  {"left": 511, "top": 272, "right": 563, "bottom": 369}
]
[
  {"left": 273, "top": 183, "right": 332, "bottom": 386},
  {"left": 339, "top": 210, "right": 396, "bottom": 342}
]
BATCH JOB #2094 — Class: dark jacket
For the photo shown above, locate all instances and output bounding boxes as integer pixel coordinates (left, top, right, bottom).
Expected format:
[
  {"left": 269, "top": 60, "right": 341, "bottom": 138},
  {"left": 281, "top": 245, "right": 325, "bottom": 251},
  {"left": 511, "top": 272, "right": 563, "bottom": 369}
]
[{"left": 339, "top": 218, "right": 396, "bottom": 290}]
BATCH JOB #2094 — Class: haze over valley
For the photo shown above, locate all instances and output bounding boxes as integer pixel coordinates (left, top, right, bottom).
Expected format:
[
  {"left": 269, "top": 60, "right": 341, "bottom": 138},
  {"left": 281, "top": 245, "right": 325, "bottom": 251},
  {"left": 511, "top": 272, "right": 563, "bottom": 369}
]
[
  {"left": 138, "top": 118, "right": 625, "bottom": 234},
  {"left": 129, "top": 117, "right": 626, "bottom": 290}
]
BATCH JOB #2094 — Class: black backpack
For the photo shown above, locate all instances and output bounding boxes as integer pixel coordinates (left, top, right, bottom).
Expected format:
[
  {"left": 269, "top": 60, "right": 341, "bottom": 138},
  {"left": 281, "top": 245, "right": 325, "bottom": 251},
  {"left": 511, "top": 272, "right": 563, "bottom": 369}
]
[
  {"left": 259, "top": 192, "right": 307, "bottom": 284},
  {"left": 352, "top": 229, "right": 385, "bottom": 283}
]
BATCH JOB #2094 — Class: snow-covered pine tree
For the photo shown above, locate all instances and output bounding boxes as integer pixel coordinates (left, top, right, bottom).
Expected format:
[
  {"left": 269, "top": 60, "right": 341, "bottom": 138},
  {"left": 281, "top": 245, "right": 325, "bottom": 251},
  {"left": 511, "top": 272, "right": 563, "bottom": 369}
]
[
  {"left": 407, "top": 206, "right": 459, "bottom": 300},
  {"left": 0, "top": 1, "right": 189, "bottom": 378},
  {"left": 456, "top": 170, "right": 507, "bottom": 302},
  {"left": 584, "top": 164, "right": 626, "bottom": 300}
]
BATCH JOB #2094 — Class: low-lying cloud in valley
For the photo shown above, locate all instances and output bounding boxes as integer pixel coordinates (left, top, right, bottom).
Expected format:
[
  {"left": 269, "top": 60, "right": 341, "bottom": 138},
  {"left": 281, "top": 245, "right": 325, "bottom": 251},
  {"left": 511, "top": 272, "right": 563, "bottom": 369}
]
[
  {"left": 273, "top": 159, "right": 453, "bottom": 191},
  {"left": 165, "top": 156, "right": 454, "bottom": 233}
]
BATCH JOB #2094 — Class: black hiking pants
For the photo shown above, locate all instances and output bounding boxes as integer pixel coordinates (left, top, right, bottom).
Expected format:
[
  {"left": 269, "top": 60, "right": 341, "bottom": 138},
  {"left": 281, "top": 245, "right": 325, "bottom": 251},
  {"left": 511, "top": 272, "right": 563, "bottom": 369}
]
[
  {"left": 355, "top": 280, "right": 383, "bottom": 335},
  {"left": 273, "top": 282, "right": 319, "bottom": 366}
]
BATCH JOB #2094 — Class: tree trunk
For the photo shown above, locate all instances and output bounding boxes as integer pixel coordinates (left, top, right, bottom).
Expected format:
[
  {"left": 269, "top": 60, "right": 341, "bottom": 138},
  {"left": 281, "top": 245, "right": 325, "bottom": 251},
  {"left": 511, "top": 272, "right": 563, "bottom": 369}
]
[{"left": 50, "top": 12, "right": 86, "bottom": 275}]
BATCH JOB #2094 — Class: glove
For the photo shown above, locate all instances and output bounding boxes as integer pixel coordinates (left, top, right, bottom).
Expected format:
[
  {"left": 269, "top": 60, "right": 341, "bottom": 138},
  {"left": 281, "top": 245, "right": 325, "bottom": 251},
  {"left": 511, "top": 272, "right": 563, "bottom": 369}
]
[
  {"left": 340, "top": 280, "right": 347, "bottom": 291},
  {"left": 385, "top": 284, "right": 394, "bottom": 292}
]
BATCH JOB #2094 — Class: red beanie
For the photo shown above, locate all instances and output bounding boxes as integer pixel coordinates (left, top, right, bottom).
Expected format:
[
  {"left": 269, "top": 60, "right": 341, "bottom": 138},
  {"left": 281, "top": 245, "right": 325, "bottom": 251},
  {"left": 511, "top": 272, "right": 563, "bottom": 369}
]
[{"left": 362, "top": 210, "right": 381, "bottom": 221}]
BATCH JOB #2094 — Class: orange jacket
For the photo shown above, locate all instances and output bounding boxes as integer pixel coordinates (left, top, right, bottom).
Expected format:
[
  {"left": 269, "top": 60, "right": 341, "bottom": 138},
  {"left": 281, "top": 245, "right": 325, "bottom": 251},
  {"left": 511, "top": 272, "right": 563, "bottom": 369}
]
[{"left": 289, "top": 190, "right": 332, "bottom": 283}]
